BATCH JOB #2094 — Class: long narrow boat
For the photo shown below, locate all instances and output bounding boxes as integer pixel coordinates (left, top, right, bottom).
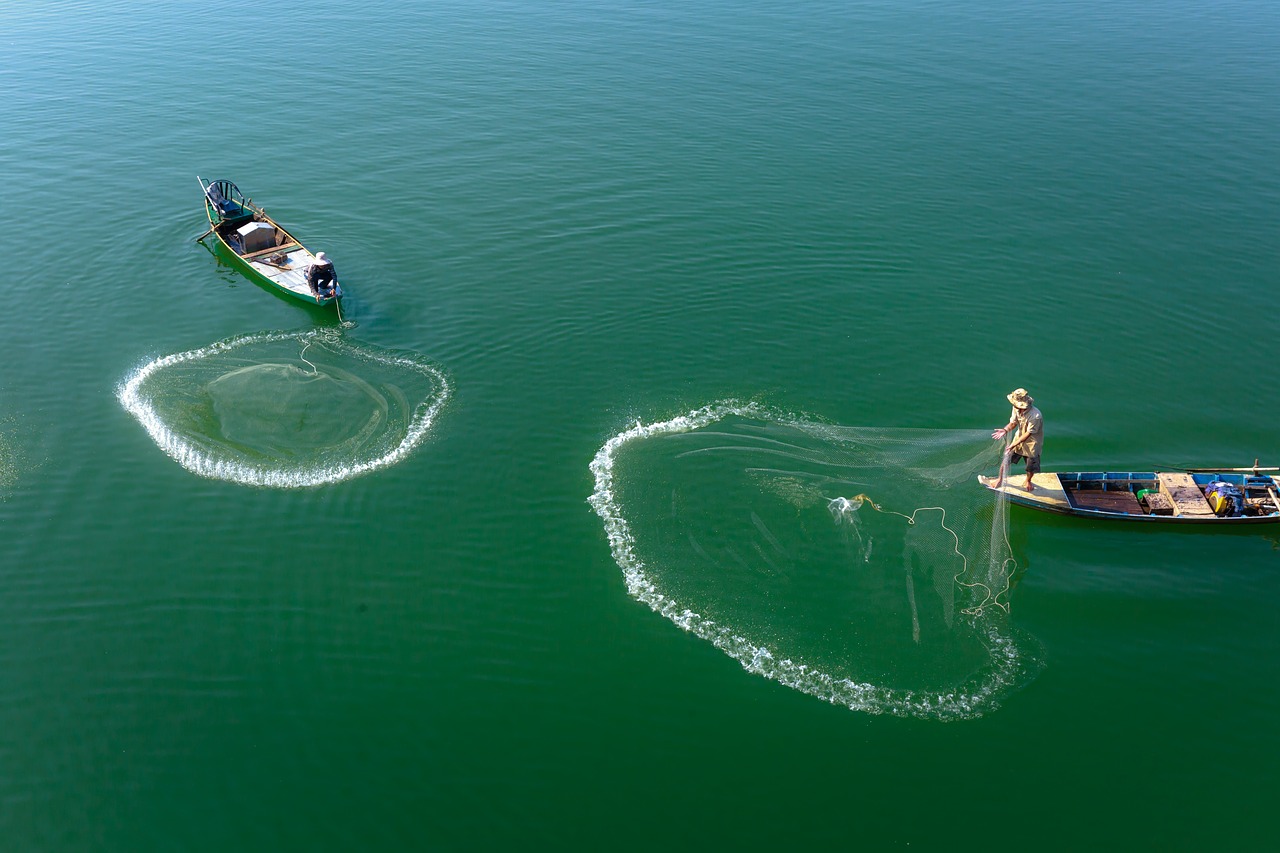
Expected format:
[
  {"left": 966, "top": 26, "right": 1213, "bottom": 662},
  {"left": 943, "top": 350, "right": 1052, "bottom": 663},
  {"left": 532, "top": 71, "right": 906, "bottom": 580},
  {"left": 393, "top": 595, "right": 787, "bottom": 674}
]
[
  {"left": 978, "top": 466, "right": 1280, "bottom": 524},
  {"left": 197, "top": 177, "right": 342, "bottom": 308}
]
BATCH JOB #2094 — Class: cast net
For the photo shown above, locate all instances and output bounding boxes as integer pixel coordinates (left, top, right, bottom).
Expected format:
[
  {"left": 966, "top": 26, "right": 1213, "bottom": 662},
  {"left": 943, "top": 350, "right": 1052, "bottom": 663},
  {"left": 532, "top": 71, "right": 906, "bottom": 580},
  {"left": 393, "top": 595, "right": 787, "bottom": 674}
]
[
  {"left": 590, "top": 402, "right": 1038, "bottom": 720},
  {"left": 119, "top": 329, "right": 450, "bottom": 488}
]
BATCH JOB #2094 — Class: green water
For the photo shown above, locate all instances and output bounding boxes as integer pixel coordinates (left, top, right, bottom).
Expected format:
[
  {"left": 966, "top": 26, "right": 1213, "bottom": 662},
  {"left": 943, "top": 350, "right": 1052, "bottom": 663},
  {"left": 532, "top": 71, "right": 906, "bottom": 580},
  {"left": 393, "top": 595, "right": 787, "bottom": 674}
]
[{"left": 2, "top": 0, "right": 1279, "bottom": 848}]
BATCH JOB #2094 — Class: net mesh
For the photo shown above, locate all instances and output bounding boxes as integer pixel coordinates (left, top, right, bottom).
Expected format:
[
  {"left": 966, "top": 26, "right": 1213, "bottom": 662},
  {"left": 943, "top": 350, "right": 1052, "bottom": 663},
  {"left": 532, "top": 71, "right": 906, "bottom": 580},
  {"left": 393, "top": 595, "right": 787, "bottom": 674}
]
[
  {"left": 207, "top": 362, "right": 387, "bottom": 457},
  {"left": 590, "top": 402, "right": 1037, "bottom": 720},
  {"left": 119, "top": 329, "right": 449, "bottom": 488}
]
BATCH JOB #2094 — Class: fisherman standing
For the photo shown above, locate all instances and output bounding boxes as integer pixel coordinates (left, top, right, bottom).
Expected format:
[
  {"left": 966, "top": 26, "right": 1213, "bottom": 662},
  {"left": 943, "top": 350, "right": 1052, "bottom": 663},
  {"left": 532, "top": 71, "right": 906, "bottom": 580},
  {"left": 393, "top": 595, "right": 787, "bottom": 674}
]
[
  {"left": 990, "top": 388, "right": 1043, "bottom": 492},
  {"left": 306, "top": 251, "right": 337, "bottom": 301}
]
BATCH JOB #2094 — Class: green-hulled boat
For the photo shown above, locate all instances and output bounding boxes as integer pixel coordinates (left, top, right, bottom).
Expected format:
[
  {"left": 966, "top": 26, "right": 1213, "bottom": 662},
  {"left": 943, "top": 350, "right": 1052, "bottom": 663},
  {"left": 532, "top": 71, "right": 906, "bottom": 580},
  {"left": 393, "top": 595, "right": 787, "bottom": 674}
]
[{"left": 197, "top": 177, "right": 342, "bottom": 309}]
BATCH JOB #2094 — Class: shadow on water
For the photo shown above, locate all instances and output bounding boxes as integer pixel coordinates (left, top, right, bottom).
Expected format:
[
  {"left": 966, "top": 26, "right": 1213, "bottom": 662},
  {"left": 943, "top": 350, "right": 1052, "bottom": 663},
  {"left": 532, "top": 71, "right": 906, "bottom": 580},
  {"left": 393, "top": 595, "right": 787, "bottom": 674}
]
[{"left": 1007, "top": 502, "right": 1280, "bottom": 549}]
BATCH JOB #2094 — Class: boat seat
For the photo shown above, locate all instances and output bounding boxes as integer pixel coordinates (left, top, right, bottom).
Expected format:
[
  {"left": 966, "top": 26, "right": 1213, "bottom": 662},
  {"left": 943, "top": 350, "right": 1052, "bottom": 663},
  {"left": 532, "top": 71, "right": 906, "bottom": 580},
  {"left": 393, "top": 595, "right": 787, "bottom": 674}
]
[{"left": 206, "top": 182, "right": 254, "bottom": 226}]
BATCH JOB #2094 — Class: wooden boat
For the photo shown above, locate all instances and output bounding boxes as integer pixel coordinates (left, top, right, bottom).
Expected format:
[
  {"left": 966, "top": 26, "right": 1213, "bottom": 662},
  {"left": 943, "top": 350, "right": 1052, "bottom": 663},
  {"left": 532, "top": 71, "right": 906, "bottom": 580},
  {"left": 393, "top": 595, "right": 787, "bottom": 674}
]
[
  {"left": 197, "top": 177, "right": 342, "bottom": 308},
  {"left": 978, "top": 465, "right": 1280, "bottom": 524}
]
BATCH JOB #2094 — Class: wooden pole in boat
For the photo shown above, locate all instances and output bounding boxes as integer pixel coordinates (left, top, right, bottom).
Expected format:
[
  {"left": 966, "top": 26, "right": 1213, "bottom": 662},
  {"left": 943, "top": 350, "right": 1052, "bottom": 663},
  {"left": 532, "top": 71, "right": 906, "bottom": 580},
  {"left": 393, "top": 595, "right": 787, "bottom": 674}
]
[{"left": 195, "top": 176, "right": 215, "bottom": 241}]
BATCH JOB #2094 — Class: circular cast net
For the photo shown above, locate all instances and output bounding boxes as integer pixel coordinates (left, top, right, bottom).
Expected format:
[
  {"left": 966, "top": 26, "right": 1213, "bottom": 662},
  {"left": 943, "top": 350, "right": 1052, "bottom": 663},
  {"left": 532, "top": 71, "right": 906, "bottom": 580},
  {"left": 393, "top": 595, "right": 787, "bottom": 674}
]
[
  {"left": 207, "top": 362, "right": 387, "bottom": 456},
  {"left": 589, "top": 402, "right": 1042, "bottom": 720},
  {"left": 119, "top": 329, "right": 450, "bottom": 488}
]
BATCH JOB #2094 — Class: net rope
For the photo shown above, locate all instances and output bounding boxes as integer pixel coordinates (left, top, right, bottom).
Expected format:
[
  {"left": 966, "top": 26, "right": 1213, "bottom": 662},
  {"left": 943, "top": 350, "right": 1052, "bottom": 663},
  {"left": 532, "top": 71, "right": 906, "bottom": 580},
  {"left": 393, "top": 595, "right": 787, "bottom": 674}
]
[{"left": 828, "top": 493, "right": 1015, "bottom": 616}]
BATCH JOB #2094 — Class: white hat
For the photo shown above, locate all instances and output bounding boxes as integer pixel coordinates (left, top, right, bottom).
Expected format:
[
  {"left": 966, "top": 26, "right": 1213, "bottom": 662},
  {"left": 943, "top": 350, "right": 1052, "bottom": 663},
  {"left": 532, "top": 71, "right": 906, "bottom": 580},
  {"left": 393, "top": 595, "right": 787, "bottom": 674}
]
[{"left": 315, "top": 251, "right": 329, "bottom": 264}]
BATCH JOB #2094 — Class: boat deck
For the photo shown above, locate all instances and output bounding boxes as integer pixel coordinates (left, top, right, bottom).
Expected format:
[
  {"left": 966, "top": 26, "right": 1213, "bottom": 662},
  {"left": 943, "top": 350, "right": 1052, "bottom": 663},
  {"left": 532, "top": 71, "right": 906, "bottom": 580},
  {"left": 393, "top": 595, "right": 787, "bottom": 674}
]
[
  {"left": 245, "top": 246, "right": 315, "bottom": 298},
  {"left": 1069, "top": 488, "right": 1144, "bottom": 514},
  {"left": 980, "top": 473, "right": 1071, "bottom": 511}
]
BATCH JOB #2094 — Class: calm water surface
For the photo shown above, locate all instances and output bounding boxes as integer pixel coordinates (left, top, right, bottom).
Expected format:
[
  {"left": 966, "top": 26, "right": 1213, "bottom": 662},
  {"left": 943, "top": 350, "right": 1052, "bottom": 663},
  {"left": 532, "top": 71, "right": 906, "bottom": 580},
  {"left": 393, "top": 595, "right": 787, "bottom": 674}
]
[{"left": 2, "top": 0, "right": 1278, "bottom": 848}]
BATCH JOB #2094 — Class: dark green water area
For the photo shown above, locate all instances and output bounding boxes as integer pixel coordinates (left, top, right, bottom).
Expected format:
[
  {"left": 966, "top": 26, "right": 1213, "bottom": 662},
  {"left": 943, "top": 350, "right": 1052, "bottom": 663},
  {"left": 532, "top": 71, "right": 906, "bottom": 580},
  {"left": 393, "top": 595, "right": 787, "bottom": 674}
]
[{"left": 1, "top": 0, "right": 1277, "bottom": 848}]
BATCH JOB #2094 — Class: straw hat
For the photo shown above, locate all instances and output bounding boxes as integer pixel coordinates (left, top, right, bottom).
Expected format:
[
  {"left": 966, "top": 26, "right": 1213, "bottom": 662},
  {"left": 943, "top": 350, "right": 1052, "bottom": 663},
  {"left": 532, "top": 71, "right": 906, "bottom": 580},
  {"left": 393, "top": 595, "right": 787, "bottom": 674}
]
[{"left": 1007, "top": 388, "right": 1033, "bottom": 409}]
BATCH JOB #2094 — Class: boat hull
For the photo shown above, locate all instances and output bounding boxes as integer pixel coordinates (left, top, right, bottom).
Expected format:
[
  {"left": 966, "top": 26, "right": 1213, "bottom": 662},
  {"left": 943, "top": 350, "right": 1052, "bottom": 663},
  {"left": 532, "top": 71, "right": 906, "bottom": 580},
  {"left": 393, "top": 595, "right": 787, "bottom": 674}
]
[
  {"left": 199, "top": 178, "right": 341, "bottom": 309},
  {"left": 979, "top": 471, "right": 1280, "bottom": 524},
  {"left": 208, "top": 225, "right": 339, "bottom": 308}
]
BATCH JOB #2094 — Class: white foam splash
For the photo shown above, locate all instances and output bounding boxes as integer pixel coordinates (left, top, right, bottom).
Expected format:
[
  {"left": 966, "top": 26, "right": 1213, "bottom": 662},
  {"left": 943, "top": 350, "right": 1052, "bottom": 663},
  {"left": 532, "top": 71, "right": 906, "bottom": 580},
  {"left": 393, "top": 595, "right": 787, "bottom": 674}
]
[
  {"left": 118, "top": 330, "right": 450, "bottom": 488},
  {"left": 588, "top": 401, "right": 1033, "bottom": 721},
  {"left": 828, "top": 495, "right": 862, "bottom": 523}
]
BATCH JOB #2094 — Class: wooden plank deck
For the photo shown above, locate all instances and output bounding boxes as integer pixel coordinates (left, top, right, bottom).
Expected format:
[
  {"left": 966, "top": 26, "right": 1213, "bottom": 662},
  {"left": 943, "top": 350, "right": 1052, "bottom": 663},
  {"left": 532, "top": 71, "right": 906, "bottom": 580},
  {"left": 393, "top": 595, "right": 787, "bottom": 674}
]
[
  {"left": 1157, "top": 472, "right": 1215, "bottom": 517},
  {"left": 249, "top": 247, "right": 314, "bottom": 295},
  {"left": 981, "top": 473, "right": 1071, "bottom": 511},
  {"left": 1068, "top": 489, "right": 1144, "bottom": 514}
]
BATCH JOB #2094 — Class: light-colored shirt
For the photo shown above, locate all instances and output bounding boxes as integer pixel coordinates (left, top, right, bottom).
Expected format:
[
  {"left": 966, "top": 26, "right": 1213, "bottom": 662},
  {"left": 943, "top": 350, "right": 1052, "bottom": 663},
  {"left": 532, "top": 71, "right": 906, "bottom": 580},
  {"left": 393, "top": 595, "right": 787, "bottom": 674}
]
[{"left": 1009, "top": 405, "right": 1043, "bottom": 457}]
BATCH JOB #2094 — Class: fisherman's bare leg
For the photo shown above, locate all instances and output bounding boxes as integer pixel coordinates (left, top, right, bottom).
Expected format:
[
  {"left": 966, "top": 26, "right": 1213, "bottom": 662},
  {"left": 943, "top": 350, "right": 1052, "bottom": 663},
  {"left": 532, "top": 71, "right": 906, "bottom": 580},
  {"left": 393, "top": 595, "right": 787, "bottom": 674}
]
[
  {"left": 1023, "top": 456, "right": 1040, "bottom": 492},
  {"left": 992, "top": 456, "right": 1008, "bottom": 488}
]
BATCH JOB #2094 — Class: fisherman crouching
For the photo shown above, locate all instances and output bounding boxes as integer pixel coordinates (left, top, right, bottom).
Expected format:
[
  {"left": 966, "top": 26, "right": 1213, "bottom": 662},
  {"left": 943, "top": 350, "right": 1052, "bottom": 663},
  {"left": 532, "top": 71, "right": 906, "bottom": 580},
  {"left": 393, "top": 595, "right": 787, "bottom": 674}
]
[{"left": 306, "top": 251, "right": 338, "bottom": 301}]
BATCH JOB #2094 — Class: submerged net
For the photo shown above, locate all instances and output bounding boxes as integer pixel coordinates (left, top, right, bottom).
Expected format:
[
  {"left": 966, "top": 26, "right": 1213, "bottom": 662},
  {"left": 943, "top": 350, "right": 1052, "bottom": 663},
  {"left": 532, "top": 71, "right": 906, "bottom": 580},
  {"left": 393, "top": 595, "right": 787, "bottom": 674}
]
[
  {"left": 0, "top": 423, "right": 15, "bottom": 494},
  {"left": 119, "top": 329, "right": 450, "bottom": 488},
  {"left": 207, "top": 362, "right": 387, "bottom": 457},
  {"left": 589, "top": 402, "right": 1039, "bottom": 720}
]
